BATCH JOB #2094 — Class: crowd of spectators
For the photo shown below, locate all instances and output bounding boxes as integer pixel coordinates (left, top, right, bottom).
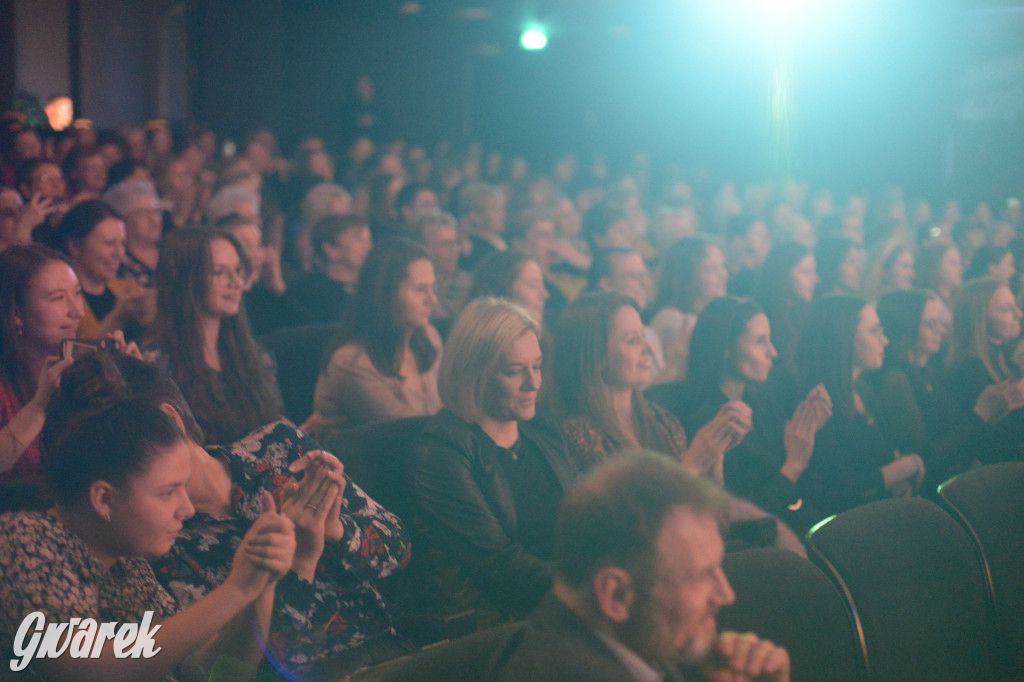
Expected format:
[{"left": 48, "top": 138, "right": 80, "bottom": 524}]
[{"left": 1, "top": 108, "right": 1023, "bottom": 678}]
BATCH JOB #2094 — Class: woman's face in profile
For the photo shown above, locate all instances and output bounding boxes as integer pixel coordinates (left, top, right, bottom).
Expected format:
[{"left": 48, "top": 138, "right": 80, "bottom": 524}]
[
  {"left": 694, "top": 245, "right": 728, "bottom": 308},
  {"left": 394, "top": 258, "right": 437, "bottom": 330},
  {"left": 17, "top": 260, "right": 84, "bottom": 353},
  {"left": 939, "top": 247, "right": 963, "bottom": 289},
  {"left": 789, "top": 254, "right": 818, "bottom": 303},
  {"left": 987, "top": 285, "right": 1022, "bottom": 343},
  {"left": 204, "top": 238, "right": 245, "bottom": 319},
  {"left": 483, "top": 331, "right": 542, "bottom": 424},
  {"left": 889, "top": 249, "right": 915, "bottom": 290},
  {"left": 604, "top": 305, "right": 651, "bottom": 390},
  {"left": 853, "top": 305, "right": 888, "bottom": 373},
  {"left": 512, "top": 260, "right": 549, "bottom": 324},
  {"left": 733, "top": 313, "right": 776, "bottom": 383},
  {"left": 100, "top": 439, "right": 195, "bottom": 558},
  {"left": 916, "top": 299, "right": 944, "bottom": 359}
]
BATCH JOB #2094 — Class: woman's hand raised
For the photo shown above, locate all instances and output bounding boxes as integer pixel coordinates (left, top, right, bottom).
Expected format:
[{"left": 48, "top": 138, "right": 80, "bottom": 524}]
[{"left": 230, "top": 492, "right": 296, "bottom": 598}]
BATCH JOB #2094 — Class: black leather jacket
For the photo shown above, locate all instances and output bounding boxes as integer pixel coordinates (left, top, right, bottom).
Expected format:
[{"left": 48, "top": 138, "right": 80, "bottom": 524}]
[{"left": 409, "top": 409, "right": 578, "bottom": 619}]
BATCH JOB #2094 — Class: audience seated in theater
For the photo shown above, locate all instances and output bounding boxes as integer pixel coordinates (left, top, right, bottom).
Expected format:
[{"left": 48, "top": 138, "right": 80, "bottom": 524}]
[
  {"left": 38, "top": 199, "right": 154, "bottom": 341},
  {"left": 395, "top": 181, "right": 440, "bottom": 234},
  {"left": 507, "top": 208, "right": 569, "bottom": 326},
  {"left": 492, "top": 453, "right": 790, "bottom": 682},
  {"left": 153, "top": 153, "right": 201, "bottom": 231},
  {"left": 753, "top": 242, "right": 818, "bottom": 376},
  {"left": 725, "top": 214, "right": 772, "bottom": 298},
  {"left": 582, "top": 203, "right": 634, "bottom": 253},
  {"left": 409, "top": 297, "right": 577, "bottom": 622},
  {"left": 0, "top": 184, "right": 35, "bottom": 251},
  {"left": 16, "top": 158, "right": 69, "bottom": 235},
  {"left": 795, "top": 294, "right": 926, "bottom": 517},
  {"left": 217, "top": 213, "right": 292, "bottom": 336},
  {"left": 61, "top": 352, "right": 412, "bottom": 678},
  {"left": 814, "top": 235, "right": 863, "bottom": 298},
  {"left": 144, "top": 227, "right": 282, "bottom": 444},
  {"left": 0, "top": 246, "right": 81, "bottom": 488},
  {"left": 686, "top": 296, "right": 832, "bottom": 534},
  {"left": 648, "top": 235, "right": 729, "bottom": 382},
  {"left": 861, "top": 238, "right": 915, "bottom": 302},
  {"left": 103, "top": 179, "right": 163, "bottom": 288},
  {"left": 62, "top": 146, "right": 108, "bottom": 200},
  {"left": 551, "top": 292, "right": 750, "bottom": 479},
  {"left": 293, "top": 181, "right": 352, "bottom": 273},
  {"left": 548, "top": 194, "right": 591, "bottom": 277},
  {"left": 305, "top": 238, "right": 442, "bottom": 441},
  {"left": 456, "top": 182, "right": 508, "bottom": 272},
  {"left": 866, "top": 288, "right": 1015, "bottom": 488},
  {"left": 915, "top": 242, "right": 963, "bottom": 338},
  {"left": 469, "top": 250, "right": 550, "bottom": 329},
  {"left": 588, "top": 247, "right": 666, "bottom": 383},
  {"left": 0, "top": 382, "right": 296, "bottom": 680},
  {"left": 286, "top": 213, "right": 371, "bottom": 327},
  {"left": 964, "top": 244, "right": 1015, "bottom": 286},
  {"left": 550, "top": 292, "right": 804, "bottom": 552},
  {"left": 942, "top": 279, "right": 1024, "bottom": 463},
  {"left": 415, "top": 210, "right": 471, "bottom": 327}
]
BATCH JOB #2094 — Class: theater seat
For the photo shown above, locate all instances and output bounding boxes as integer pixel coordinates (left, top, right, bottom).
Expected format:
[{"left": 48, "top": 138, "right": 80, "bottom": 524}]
[
  {"left": 349, "top": 620, "right": 526, "bottom": 681},
  {"left": 259, "top": 323, "right": 343, "bottom": 424},
  {"left": 939, "top": 462, "right": 1024, "bottom": 680},
  {"left": 322, "top": 416, "right": 463, "bottom": 646},
  {"left": 806, "top": 497, "right": 997, "bottom": 682},
  {"left": 719, "top": 548, "right": 865, "bottom": 682}
]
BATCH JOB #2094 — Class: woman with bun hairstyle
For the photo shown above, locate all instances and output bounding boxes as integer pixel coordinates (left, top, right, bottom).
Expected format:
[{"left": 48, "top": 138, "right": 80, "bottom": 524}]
[
  {"left": 0, "top": 377, "right": 296, "bottom": 680},
  {"left": 56, "top": 352, "right": 413, "bottom": 678}
]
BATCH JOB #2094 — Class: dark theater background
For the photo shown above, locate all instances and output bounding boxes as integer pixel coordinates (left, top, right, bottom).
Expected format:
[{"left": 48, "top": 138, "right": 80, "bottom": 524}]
[{"left": 3, "top": 0, "right": 1024, "bottom": 209}]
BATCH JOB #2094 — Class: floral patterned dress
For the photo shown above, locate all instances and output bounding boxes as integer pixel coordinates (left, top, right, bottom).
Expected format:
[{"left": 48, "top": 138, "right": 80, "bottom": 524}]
[
  {"left": 0, "top": 511, "right": 179, "bottom": 680},
  {"left": 149, "top": 420, "right": 412, "bottom": 675}
]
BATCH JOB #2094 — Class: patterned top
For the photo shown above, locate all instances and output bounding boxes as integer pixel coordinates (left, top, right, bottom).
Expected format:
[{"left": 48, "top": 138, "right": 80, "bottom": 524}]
[
  {"left": 0, "top": 376, "right": 43, "bottom": 486},
  {"left": 149, "top": 420, "right": 411, "bottom": 675},
  {"left": 0, "top": 511, "right": 179, "bottom": 680},
  {"left": 562, "top": 401, "right": 688, "bottom": 472}
]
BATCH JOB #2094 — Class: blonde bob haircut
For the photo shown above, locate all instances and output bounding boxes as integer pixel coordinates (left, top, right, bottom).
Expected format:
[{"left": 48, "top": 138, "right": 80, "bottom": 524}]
[{"left": 439, "top": 297, "right": 541, "bottom": 424}]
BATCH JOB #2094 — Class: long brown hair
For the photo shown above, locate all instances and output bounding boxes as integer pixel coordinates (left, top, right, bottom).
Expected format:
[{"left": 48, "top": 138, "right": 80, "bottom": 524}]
[
  {"left": 149, "top": 228, "right": 281, "bottom": 443},
  {"left": 946, "top": 279, "right": 1012, "bottom": 382},
  {"left": 0, "top": 245, "right": 74, "bottom": 402},
  {"left": 553, "top": 291, "right": 676, "bottom": 454}
]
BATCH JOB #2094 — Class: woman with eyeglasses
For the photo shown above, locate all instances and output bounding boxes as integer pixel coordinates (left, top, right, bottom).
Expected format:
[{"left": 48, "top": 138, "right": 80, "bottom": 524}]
[
  {"left": 863, "top": 288, "right": 1020, "bottom": 488},
  {"left": 143, "top": 227, "right": 283, "bottom": 444},
  {"left": 795, "top": 295, "right": 927, "bottom": 516},
  {"left": 942, "top": 279, "right": 1024, "bottom": 463}
]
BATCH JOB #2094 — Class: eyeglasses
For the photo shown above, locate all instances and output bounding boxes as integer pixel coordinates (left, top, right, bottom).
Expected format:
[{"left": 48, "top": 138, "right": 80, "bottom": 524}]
[
  {"left": 920, "top": 318, "right": 945, "bottom": 331},
  {"left": 210, "top": 266, "right": 247, "bottom": 283}
]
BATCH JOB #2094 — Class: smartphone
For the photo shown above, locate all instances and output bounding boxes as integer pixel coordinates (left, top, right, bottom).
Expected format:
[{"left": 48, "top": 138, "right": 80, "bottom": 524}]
[{"left": 60, "top": 338, "right": 115, "bottom": 361}]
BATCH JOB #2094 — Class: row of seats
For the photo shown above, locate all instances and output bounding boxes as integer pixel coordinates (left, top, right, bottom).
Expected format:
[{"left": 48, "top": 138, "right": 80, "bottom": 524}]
[{"left": 336, "top": 456, "right": 1023, "bottom": 681}]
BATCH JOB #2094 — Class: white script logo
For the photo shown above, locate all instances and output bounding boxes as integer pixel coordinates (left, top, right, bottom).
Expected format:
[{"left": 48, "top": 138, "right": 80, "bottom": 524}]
[{"left": 9, "top": 611, "right": 162, "bottom": 671}]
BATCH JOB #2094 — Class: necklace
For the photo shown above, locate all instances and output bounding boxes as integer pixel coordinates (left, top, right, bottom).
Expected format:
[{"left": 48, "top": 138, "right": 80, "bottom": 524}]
[{"left": 506, "top": 438, "right": 521, "bottom": 461}]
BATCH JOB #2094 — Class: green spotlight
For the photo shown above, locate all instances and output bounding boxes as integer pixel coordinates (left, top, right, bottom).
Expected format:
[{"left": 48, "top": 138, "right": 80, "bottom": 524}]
[{"left": 520, "top": 28, "right": 548, "bottom": 50}]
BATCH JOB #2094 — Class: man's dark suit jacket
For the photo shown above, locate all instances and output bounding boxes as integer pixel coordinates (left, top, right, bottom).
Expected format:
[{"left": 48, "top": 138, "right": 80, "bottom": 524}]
[{"left": 486, "top": 593, "right": 703, "bottom": 682}]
